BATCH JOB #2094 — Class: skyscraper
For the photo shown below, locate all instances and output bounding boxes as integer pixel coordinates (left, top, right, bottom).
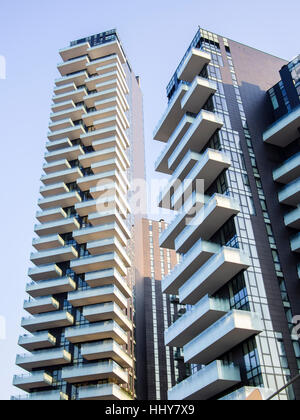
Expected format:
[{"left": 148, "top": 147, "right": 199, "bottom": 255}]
[
  {"left": 135, "top": 218, "right": 189, "bottom": 400},
  {"left": 154, "top": 28, "right": 300, "bottom": 400},
  {"left": 13, "top": 29, "right": 145, "bottom": 401}
]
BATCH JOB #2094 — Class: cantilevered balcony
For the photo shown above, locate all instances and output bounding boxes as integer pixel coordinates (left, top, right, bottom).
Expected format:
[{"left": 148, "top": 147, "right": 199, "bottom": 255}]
[
  {"left": 77, "top": 170, "right": 129, "bottom": 196},
  {"left": 278, "top": 178, "right": 300, "bottom": 207},
  {"left": 28, "top": 264, "right": 62, "bottom": 282},
  {"left": 26, "top": 276, "right": 76, "bottom": 298},
  {"left": 16, "top": 348, "right": 72, "bottom": 371},
  {"left": 87, "top": 237, "right": 131, "bottom": 267},
  {"left": 94, "top": 94, "right": 129, "bottom": 113},
  {"left": 87, "top": 41, "right": 126, "bottom": 63},
  {"left": 165, "top": 149, "right": 231, "bottom": 210},
  {"left": 183, "top": 310, "right": 263, "bottom": 365},
  {"left": 291, "top": 233, "right": 300, "bottom": 253},
  {"left": 40, "top": 182, "right": 69, "bottom": 198},
  {"left": 47, "top": 124, "right": 85, "bottom": 142},
  {"left": 85, "top": 64, "right": 125, "bottom": 89},
  {"left": 68, "top": 285, "right": 127, "bottom": 310},
  {"left": 168, "top": 110, "right": 223, "bottom": 171},
  {"left": 50, "top": 105, "right": 86, "bottom": 123},
  {"left": 159, "top": 193, "right": 206, "bottom": 249},
  {"left": 13, "top": 372, "right": 53, "bottom": 392},
  {"left": 21, "top": 311, "right": 74, "bottom": 333},
  {"left": 175, "top": 194, "right": 240, "bottom": 254},
  {"left": 43, "top": 159, "right": 71, "bottom": 175},
  {"left": 51, "top": 99, "right": 76, "bottom": 113},
  {"left": 85, "top": 268, "right": 131, "bottom": 299},
  {"left": 24, "top": 296, "right": 59, "bottom": 315},
  {"left": 62, "top": 360, "right": 128, "bottom": 384},
  {"left": 165, "top": 295, "right": 230, "bottom": 347},
  {"left": 78, "top": 147, "right": 129, "bottom": 170},
  {"left": 83, "top": 303, "right": 132, "bottom": 331},
  {"left": 30, "top": 245, "right": 78, "bottom": 266},
  {"left": 263, "top": 106, "right": 300, "bottom": 147},
  {"left": 18, "top": 332, "right": 56, "bottom": 352},
  {"left": 57, "top": 56, "right": 90, "bottom": 77},
  {"left": 162, "top": 239, "right": 220, "bottom": 295},
  {"left": 80, "top": 123, "right": 129, "bottom": 148},
  {"left": 81, "top": 339, "right": 133, "bottom": 368},
  {"left": 168, "top": 360, "right": 241, "bottom": 401},
  {"left": 12, "top": 390, "right": 68, "bottom": 401},
  {"left": 82, "top": 103, "right": 128, "bottom": 127},
  {"left": 55, "top": 70, "right": 88, "bottom": 88},
  {"left": 88, "top": 209, "right": 127, "bottom": 229},
  {"left": 32, "top": 234, "right": 64, "bottom": 251},
  {"left": 78, "top": 383, "right": 132, "bottom": 401},
  {"left": 71, "top": 253, "right": 127, "bottom": 276},
  {"left": 73, "top": 222, "right": 129, "bottom": 246},
  {"left": 38, "top": 191, "right": 81, "bottom": 210},
  {"left": 87, "top": 54, "right": 125, "bottom": 75},
  {"left": 181, "top": 76, "right": 217, "bottom": 114},
  {"left": 48, "top": 118, "right": 73, "bottom": 132},
  {"left": 34, "top": 217, "right": 80, "bottom": 238},
  {"left": 52, "top": 87, "right": 87, "bottom": 104},
  {"left": 179, "top": 247, "right": 250, "bottom": 305},
  {"left": 36, "top": 207, "right": 67, "bottom": 224},
  {"left": 273, "top": 152, "right": 300, "bottom": 184},
  {"left": 46, "top": 138, "right": 72, "bottom": 152},
  {"left": 45, "top": 145, "right": 84, "bottom": 164},
  {"left": 41, "top": 167, "right": 83, "bottom": 186},
  {"left": 65, "top": 321, "right": 127, "bottom": 345},
  {"left": 53, "top": 82, "right": 76, "bottom": 96},
  {"left": 177, "top": 48, "right": 211, "bottom": 83},
  {"left": 155, "top": 113, "right": 195, "bottom": 174},
  {"left": 59, "top": 42, "right": 90, "bottom": 61},
  {"left": 284, "top": 206, "right": 300, "bottom": 229}
]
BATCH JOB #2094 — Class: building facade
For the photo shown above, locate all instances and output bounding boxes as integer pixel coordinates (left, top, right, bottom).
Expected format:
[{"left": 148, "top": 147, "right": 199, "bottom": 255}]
[
  {"left": 135, "top": 218, "right": 189, "bottom": 400},
  {"left": 154, "top": 28, "right": 300, "bottom": 400},
  {"left": 13, "top": 30, "right": 145, "bottom": 400}
]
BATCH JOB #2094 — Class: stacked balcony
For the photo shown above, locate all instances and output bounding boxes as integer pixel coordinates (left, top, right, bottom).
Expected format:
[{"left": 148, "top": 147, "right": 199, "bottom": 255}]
[
  {"left": 154, "top": 47, "right": 262, "bottom": 400},
  {"left": 15, "top": 34, "right": 134, "bottom": 400}
]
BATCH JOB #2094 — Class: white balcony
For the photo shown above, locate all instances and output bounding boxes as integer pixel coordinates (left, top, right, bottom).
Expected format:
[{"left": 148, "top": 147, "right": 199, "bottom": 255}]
[
  {"left": 68, "top": 285, "right": 127, "bottom": 310},
  {"left": 87, "top": 237, "right": 131, "bottom": 267},
  {"left": 40, "top": 182, "right": 69, "bottom": 198},
  {"left": 32, "top": 234, "right": 64, "bottom": 251},
  {"left": 52, "top": 87, "right": 87, "bottom": 104},
  {"left": 291, "top": 233, "right": 300, "bottom": 253},
  {"left": 30, "top": 246, "right": 78, "bottom": 266},
  {"left": 95, "top": 77, "right": 128, "bottom": 98},
  {"left": 28, "top": 264, "right": 62, "bottom": 281},
  {"left": 92, "top": 110, "right": 129, "bottom": 133},
  {"left": 177, "top": 48, "right": 211, "bottom": 82},
  {"left": 81, "top": 124, "right": 129, "bottom": 149},
  {"left": 278, "top": 178, "right": 300, "bottom": 207},
  {"left": 12, "top": 390, "right": 68, "bottom": 401},
  {"left": 51, "top": 99, "right": 75, "bottom": 113},
  {"left": 43, "top": 159, "right": 71, "bottom": 174},
  {"left": 13, "top": 372, "right": 53, "bottom": 392},
  {"left": 48, "top": 118, "right": 73, "bottom": 132},
  {"left": 168, "top": 110, "right": 223, "bottom": 172},
  {"left": 179, "top": 247, "right": 251, "bottom": 305},
  {"left": 57, "top": 56, "right": 90, "bottom": 77},
  {"left": 55, "top": 70, "right": 88, "bottom": 88},
  {"left": 87, "top": 54, "right": 125, "bottom": 75},
  {"left": 87, "top": 41, "right": 126, "bottom": 63},
  {"left": 38, "top": 191, "right": 82, "bottom": 210},
  {"left": 165, "top": 295, "right": 230, "bottom": 347},
  {"left": 24, "top": 296, "right": 60, "bottom": 315},
  {"left": 273, "top": 152, "right": 300, "bottom": 184},
  {"left": 53, "top": 82, "right": 76, "bottom": 96},
  {"left": 162, "top": 239, "right": 220, "bottom": 295},
  {"left": 78, "top": 383, "right": 132, "bottom": 401},
  {"left": 175, "top": 194, "right": 240, "bottom": 254},
  {"left": 18, "top": 332, "right": 56, "bottom": 352},
  {"left": 82, "top": 342, "right": 132, "bottom": 375},
  {"left": 77, "top": 170, "right": 129, "bottom": 196},
  {"left": 73, "top": 222, "right": 129, "bottom": 246},
  {"left": 62, "top": 360, "right": 128, "bottom": 384},
  {"left": 59, "top": 42, "right": 90, "bottom": 61},
  {"left": 181, "top": 76, "right": 217, "bottom": 114},
  {"left": 95, "top": 94, "right": 129, "bottom": 113},
  {"left": 21, "top": 311, "right": 74, "bottom": 333},
  {"left": 36, "top": 208, "right": 67, "bottom": 224},
  {"left": 155, "top": 113, "right": 195, "bottom": 174},
  {"left": 44, "top": 145, "right": 84, "bottom": 163},
  {"left": 263, "top": 106, "right": 300, "bottom": 147},
  {"left": 168, "top": 361, "right": 241, "bottom": 401},
  {"left": 87, "top": 70, "right": 128, "bottom": 94},
  {"left": 85, "top": 268, "right": 131, "bottom": 299},
  {"left": 70, "top": 252, "right": 127, "bottom": 276},
  {"left": 41, "top": 167, "right": 83, "bottom": 186},
  {"left": 50, "top": 105, "right": 86, "bottom": 123},
  {"left": 78, "top": 146, "right": 128, "bottom": 169},
  {"left": 284, "top": 206, "right": 300, "bottom": 229},
  {"left": 65, "top": 321, "right": 127, "bottom": 345},
  {"left": 16, "top": 348, "right": 72, "bottom": 371},
  {"left": 83, "top": 302, "right": 132, "bottom": 332},
  {"left": 26, "top": 276, "right": 76, "bottom": 298},
  {"left": 47, "top": 124, "right": 85, "bottom": 142},
  {"left": 183, "top": 310, "right": 263, "bottom": 365},
  {"left": 46, "top": 138, "right": 72, "bottom": 152},
  {"left": 34, "top": 217, "right": 80, "bottom": 237}
]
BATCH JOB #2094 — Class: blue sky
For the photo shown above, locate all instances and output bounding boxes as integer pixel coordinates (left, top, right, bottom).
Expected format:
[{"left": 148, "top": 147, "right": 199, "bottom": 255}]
[{"left": 0, "top": 0, "right": 299, "bottom": 400}]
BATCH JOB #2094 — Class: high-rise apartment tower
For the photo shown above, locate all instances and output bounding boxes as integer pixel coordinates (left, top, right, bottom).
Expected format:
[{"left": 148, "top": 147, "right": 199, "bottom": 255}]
[
  {"left": 13, "top": 29, "right": 145, "bottom": 401},
  {"left": 154, "top": 28, "right": 300, "bottom": 400}
]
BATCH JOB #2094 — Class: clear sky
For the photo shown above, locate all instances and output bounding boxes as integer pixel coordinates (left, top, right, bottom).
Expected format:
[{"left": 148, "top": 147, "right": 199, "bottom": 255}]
[{"left": 0, "top": 0, "right": 299, "bottom": 400}]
